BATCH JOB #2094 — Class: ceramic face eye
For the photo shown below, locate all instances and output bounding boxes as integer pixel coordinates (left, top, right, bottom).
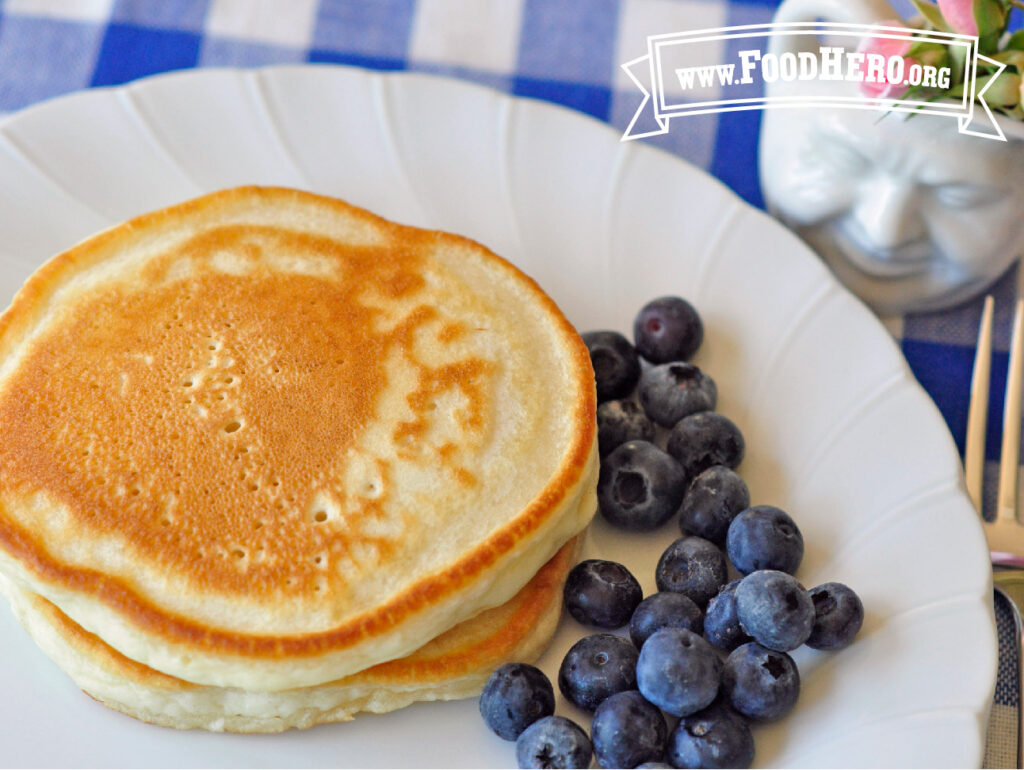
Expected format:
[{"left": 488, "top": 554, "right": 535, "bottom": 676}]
[{"left": 931, "top": 182, "right": 1003, "bottom": 210}]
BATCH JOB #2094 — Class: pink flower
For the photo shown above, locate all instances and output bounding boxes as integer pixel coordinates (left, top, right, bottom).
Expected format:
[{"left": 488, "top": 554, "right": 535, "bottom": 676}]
[
  {"left": 938, "top": 0, "right": 978, "bottom": 36},
  {"left": 857, "top": 21, "right": 917, "bottom": 99}
]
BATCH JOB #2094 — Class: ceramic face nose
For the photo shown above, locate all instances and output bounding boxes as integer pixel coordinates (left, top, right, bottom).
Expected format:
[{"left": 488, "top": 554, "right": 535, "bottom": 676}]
[{"left": 849, "top": 177, "right": 927, "bottom": 254}]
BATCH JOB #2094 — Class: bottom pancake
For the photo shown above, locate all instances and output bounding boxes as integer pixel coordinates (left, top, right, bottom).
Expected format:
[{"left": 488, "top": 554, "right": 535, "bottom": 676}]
[{"left": 0, "top": 538, "right": 578, "bottom": 734}]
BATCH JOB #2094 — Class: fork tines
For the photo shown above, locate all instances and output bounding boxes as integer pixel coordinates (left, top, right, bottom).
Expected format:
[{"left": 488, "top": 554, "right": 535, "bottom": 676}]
[{"left": 966, "top": 295, "right": 1024, "bottom": 520}]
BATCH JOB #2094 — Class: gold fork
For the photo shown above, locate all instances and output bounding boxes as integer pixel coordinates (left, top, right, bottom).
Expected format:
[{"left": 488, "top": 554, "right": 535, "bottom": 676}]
[
  {"left": 968, "top": 296, "right": 1024, "bottom": 565},
  {"left": 968, "top": 295, "right": 1024, "bottom": 769}
]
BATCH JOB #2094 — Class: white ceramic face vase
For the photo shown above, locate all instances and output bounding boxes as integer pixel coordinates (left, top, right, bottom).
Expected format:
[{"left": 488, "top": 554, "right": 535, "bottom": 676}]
[{"left": 759, "top": 0, "right": 1024, "bottom": 314}]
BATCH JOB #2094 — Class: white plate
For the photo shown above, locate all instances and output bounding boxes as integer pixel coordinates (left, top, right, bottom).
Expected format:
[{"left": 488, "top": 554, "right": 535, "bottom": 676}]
[{"left": 0, "top": 65, "right": 995, "bottom": 768}]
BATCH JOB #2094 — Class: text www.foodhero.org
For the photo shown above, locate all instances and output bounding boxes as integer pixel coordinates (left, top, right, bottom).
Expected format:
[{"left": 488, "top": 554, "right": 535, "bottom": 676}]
[{"left": 676, "top": 46, "right": 952, "bottom": 91}]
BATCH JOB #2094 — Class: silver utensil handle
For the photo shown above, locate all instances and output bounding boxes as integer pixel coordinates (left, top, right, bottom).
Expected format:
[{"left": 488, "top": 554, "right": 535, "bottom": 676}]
[{"left": 993, "top": 578, "right": 1024, "bottom": 769}]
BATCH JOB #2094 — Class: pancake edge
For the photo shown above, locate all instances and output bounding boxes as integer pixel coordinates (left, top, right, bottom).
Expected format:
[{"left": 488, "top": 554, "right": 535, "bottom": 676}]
[
  {"left": 0, "top": 537, "right": 579, "bottom": 733},
  {"left": 0, "top": 186, "right": 597, "bottom": 688}
]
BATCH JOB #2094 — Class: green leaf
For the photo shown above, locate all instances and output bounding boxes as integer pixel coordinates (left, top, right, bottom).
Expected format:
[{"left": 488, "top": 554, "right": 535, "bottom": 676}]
[
  {"left": 973, "top": 0, "right": 1008, "bottom": 39},
  {"left": 995, "top": 103, "right": 1024, "bottom": 120},
  {"left": 906, "top": 40, "right": 948, "bottom": 55},
  {"left": 908, "top": 0, "right": 950, "bottom": 30},
  {"left": 978, "top": 31, "right": 1002, "bottom": 56},
  {"left": 948, "top": 41, "right": 969, "bottom": 87},
  {"left": 929, "top": 48, "right": 953, "bottom": 69},
  {"left": 1007, "top": 30, "right": 1024, "bottom": 51},
  {"left": 907, "top": 40, "right": 951, "bottom": 71},
  {"left": 993, "top": 50, "right": 1024, "bottom": 73},
  {"left": 977, "top": 70, "right": 1022, "bottom": 106}
]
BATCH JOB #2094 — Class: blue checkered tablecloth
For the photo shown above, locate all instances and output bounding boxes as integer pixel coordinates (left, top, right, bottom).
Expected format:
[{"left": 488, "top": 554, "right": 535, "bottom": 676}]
[{"left": 0, "top": 0, "right": 1021, "bottom": 766}]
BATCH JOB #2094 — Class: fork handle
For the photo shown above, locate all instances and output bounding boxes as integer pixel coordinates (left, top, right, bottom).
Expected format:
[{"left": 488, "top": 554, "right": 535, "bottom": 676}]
[
  {"left": 993, "top": 575, "right": 1024, "bottom": 769},
  {"left": 997, "top": 300, "right": 1024, "bottom": 521}
]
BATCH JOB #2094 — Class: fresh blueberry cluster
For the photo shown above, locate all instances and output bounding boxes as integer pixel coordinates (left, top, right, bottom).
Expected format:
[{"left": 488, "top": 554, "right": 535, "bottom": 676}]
[{"left": 480, "top": 296, "right": 864, "bottom": 769}]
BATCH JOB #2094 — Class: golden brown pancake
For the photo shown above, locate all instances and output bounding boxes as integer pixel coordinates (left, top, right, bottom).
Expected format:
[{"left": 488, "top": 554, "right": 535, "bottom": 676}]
[
  {"left": 1, "top": 538, "right": 578, "bottom": 733},
  {"left": 0, "top": 186, "right": 597, "bottom": 690}
]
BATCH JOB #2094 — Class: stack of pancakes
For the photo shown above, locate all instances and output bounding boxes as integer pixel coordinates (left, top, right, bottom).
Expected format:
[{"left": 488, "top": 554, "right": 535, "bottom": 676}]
[{"left": 0, "top": 187, "right": 597, "bottom": 732}]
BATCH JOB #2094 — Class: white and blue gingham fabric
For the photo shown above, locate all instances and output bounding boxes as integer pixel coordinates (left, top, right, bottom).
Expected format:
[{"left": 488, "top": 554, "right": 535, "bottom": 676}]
[
  {"left": 0, "top": 0, "right": 782, "bottom": 205},
  {"left": 0, "top": 0, "right": 1022, "bottom": 765}
]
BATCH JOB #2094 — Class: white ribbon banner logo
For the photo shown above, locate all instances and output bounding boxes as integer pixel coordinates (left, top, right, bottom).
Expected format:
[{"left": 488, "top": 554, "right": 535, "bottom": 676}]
[{"left": 621, "top": 22, "right": 1008, "bottom": 142}]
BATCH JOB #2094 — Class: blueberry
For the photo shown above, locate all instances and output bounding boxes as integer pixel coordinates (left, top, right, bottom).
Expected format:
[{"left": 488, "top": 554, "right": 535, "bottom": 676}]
[
  {"left": 636, "top": 764, "right": 672, "bottom": 769},
  {"left": 806, "top": 582, "right": 864, "bottom": 650},
  {"left": 726, "top": 506, "right": 804, "bottom": 576},
  {"left": 722, "top": 642, "right": 800, "bottom": 721},
  {"left": 667, "top": 701, "right": 755, "bottom": 769},
  {"left": 633, "top": 296, "right": 703, "bottom": 363},
  {"left": 516, "top": 716, "right": 593, "bottom": 769},
  {"left": 629, "top": 591, "right": 704, "bottom": 649},
  {"left": 598, "top": 441, "right": 687, "bottom": 531},
  {"left": 704, "top": 579, "right": 753, "bottom": 652},
  {"left": 558, "top": 633, "right": 639, "bottom": 712},
  {"left": 734, "top": 570, "right": 814, "bottom": 652},
  {"left": 597, "top": 399, "right": 655, "bottom": 457},
  {"left": 591, "top": 690, "right": 668, "bottom": 769},
  {"left": 679, "top": 466, "right": 750, "bottom": 546},
  {"left": 655, "top": 536, "right": 728, "bottom": 608},
  {"left": 638, "top": 363, "right": 717, "bottom": 428},
  {"left": 636, "top": 627, "right": 722, "bottom": 717},
  {"left": 479, "top": 663, "right": 555, "bottom": 741},
  {"left": 667, "top": 412, "right": 745, "bottom": 479},
  {"left": 582, "top": 330, "right": 641, "bottom": 403},
  {"left": 563, "top": 559, "right": 643, "bottom": 629}
]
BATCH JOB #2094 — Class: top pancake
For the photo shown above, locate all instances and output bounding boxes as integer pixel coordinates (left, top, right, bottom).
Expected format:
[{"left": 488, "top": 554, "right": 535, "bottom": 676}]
[{"left": 0, "top": 186, "right": 597, "bottom": 690}]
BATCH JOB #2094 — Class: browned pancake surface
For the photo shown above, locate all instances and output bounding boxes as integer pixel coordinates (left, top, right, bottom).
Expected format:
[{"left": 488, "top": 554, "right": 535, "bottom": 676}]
[
  {"left": 0, "top": 226, "right": 484, "bottom": 598},
  {"left": 0, "top": 187, "right": 596, "bottom": 683}
]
